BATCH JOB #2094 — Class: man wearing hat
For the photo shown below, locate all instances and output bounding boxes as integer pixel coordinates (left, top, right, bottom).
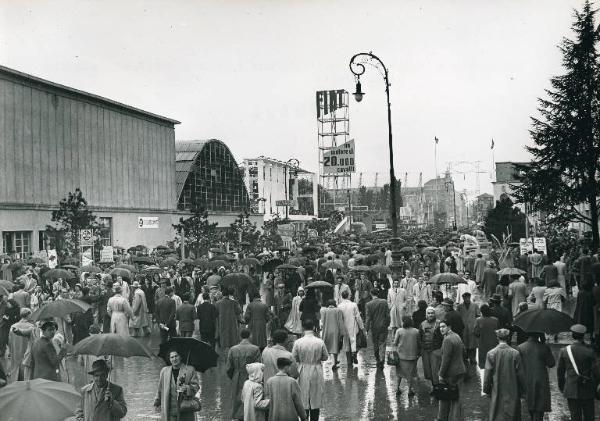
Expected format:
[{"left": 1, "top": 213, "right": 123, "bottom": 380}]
[
  {"left": 129, "top": 281, "right": 150, "bottom": 337},
  {"left": 557, "top": 324, "right": 600, "bottom": 421},
  {"left": 483, "top": 328, "right": 526, "bottom": 421},
  {"left": 442, "top": 299, "right": 464, "bottom": 340},
  {"left": 489, "top": 293, "right": 513, "bottom": 330},
  {"left": 482, "top": 261, "right": 498, "bottom": 301},
  {"left": 75, "top": 359, "right": 128, "bottom": 421},
  {"left": 457, "top": 292, "right": 480, "bottom": 365},
  {"left": 31, "top": 320, "right": 67, "bottom": 381}
]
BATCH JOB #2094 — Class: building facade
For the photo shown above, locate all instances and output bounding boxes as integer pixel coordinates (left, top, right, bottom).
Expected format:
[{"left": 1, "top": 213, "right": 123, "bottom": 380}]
[{"left": 0, "top": 66, "right": 179, "bottom": 258}]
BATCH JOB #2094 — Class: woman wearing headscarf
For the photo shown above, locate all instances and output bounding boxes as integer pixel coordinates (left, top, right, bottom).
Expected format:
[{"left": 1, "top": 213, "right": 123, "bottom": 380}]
[
  {"left": 8, "top": 307, "right": 37, "bottom": 381},
  {"left": 285, "top": 287, "right": 305, "bottom": 337},
  {"left": 107, "top": 284, "right": 133, "bottom": 336},
  {"left": 241, "top": 362, "right": 270, "bottom": 421}
]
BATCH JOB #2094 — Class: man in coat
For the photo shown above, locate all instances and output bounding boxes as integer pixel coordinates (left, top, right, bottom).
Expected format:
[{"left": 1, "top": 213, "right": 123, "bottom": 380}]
[
  {"left": 75, "top": 359, "right": 127, "bottom": 421},
  {"left": 227, "top": 328, "right": 261, "bottom": 420},
  {"left": 338, "top": 289, "right": 364, "bottom": 367},
  {"left": 508, "top": 275, "right": 528, "bottom": 317},
  {"left": 442, "top": 299, "right": 464, "bottom": 339},
  {"left": 31, "top": 320, "right": 68, "bottom": 381},
  {"left": 244, "top": 292, "right": 270, "bottom": 350},
  {"left": 264, "top": 357, "right": 306, "bottom": 421},
  {"left": 196, "top": 292, "right": 218, "bottom": 348},
  {"left": 262, "top": 329, "right": 298, "bottom": 383},
  {"left": 518, "top": 333, "right": 555, "bottom": 421},
  {"left": 129, "top": 281, "right": 150, "bottom": 337},
  {"left": 216, "top": 287, "right": 243, "bottom": 350},
  {"left": 557, "top": 324, "right": 600, "bottom": 421},
  {"left": 482, "top": 262, "right": 498, "bottom": 301},
  {"left": 365, "top": 288, "right": 390, "bottom": 369},
  {"left": 474, "top": 253, "right": 487, "bottom": 285},
  {"left": 320, "top": 299, "right": 347, "bottom": 370},
  {"left": 155, "top": 287, "right": 176, "bottom": 344},
  {"left": 437, "top": 319, "right": 466, "bottom": 421},
  {"left": 483, "top": 328, "right": 526, "bottom": 421},
  {"left": 176, "top": 293, "right": 197, "bottom": 337},
  {"left": 456, "top": 292, "right": 480, "bottom": 365},
  {"left": 292, "top": 319, "right": 329, "bottom": 421},
  {"left": 489, "top": 294, "right": 513, "bottom": 330}
]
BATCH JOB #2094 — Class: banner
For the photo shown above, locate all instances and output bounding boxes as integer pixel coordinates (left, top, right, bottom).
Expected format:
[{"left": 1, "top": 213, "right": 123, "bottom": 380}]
[
  {"left": 48, "top": 249, "right": 58, "bottom": 268},
  {"left": 138, "top": 216, "right": 159, "bottom": 229},
  {"left": 316, "top": 90, "right": 346, "bottom": 118},
  {"left": 79, "top": 229, "right": 94, "bottom": 246},
  {"left": 100, "top": 246, "right": 114, "bottom": 263},
  {"left": 519, "top": 237, "right": 547, "bottom": 255},
  {"left": 322, "top": 140, "right": 355, "bottom": 174}
]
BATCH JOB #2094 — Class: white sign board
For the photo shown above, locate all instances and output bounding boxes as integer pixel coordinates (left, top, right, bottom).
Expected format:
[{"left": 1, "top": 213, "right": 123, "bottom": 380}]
[
  {"left": 322, "top": 139, "right": 355, "bottom": 174},
  {"left": 138, "top": 216, "right": 159, "bottom": 229},
  {"left": 48, "top": 249, "right": 58, "bottom": 268},
  {"left": 100, "top": 246, "right": 114, "bottom": 263},
  {"left": 519, "top": 237, "right": 547, "bottom": 255},
  {"left": 79, "top": 229, "right": 94, "bottom": 246},
  {"left": 81, "top": 246, "right": 94, "bottom": 267}
]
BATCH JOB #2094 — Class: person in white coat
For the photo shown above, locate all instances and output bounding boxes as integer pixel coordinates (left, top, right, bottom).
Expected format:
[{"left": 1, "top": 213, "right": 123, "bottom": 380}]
[
  {"left": 337, "top": 290, "right": 364, "bottom": 367},
  {"left": 387, "top": 279, "right": 406, "bottom": 332}
]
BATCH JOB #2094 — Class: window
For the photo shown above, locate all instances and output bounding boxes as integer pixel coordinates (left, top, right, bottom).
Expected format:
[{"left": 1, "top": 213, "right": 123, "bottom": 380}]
[
  {"left": 3, "top": 231, "right": 32, "bottom": 259},
  {"left": 98, "top": 217, "right": 112, "bottom": 246}
]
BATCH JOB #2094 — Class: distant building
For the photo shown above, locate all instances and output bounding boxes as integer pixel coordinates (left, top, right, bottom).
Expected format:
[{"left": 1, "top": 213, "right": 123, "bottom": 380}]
[
  {"left": 474, "top": 193, "right": 495, "bottom": 223},
  {"left": 492, "top": 161, "right": 529, "bottom": 211}
]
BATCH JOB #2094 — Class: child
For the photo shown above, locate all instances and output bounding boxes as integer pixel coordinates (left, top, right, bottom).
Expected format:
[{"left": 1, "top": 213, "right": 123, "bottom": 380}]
[{"left": 241, "top": 362, "right": 270, "bottom": 421}]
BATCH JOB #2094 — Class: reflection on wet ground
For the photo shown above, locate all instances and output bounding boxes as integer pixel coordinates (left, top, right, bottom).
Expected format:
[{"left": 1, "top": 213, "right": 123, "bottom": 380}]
[{"left": 61, "top": 329, "right": 598, "bottom": 420}]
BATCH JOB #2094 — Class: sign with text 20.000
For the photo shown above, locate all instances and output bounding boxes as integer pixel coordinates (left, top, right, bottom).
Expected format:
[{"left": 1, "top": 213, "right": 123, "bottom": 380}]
[{"left": 322, "top": 140, "right": 355, "bottom": 174}]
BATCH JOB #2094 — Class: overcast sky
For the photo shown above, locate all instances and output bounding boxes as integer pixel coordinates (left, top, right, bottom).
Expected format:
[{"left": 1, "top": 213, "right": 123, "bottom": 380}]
[{"left": 0, "top": 0, "right": 584, "bottom": 196}]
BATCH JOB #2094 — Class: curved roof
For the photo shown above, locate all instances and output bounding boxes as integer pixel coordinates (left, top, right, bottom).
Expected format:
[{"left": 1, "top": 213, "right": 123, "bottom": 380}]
[{"left": 175, "top": 139, "right": 250, "bottom": 211}]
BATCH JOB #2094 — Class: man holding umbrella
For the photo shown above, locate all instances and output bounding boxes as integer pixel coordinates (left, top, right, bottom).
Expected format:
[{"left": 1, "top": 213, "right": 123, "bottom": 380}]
[{"left": 75, "top": 359, "right": 127, "bottom": 421}]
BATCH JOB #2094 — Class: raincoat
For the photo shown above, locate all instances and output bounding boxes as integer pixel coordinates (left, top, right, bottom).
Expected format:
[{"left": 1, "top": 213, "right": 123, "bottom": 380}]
[
  {"left": 387, "top": 287, "right": 406, "bottom": 328},
  {"left": 241, "top": 362, "right": 270, "bottom": 421},
  {"left": 320, "top": 306, "right": 346, "bottom": 354},
  {"left": 291, "top": 330, "right": 328, "bottom": 409},
  {"left": 284, "top": 288, "right": 304, "bottom": 335},
  {"left": 129, "top": 288, "right": 149, "bottom": 330},
  {"left": 338, "top": 298, "right": 364, "bottom": 352},
  {"left": 107, "top": 294, "right": 132, "bottom": 336},
  {"left": 226, "top": 339, "right": 261, "bottom": 419}
]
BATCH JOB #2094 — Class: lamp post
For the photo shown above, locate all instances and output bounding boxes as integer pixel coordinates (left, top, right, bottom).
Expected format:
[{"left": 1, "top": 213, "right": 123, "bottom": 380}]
[
  {"left": 445, "top": 179, "right": 458, "bottom": 230},
  {"left": 284, "top": 158, "right": 300, "bottom": 219},
  {"left": 349, "top": 52, "right": 402, "bottom": 272}
]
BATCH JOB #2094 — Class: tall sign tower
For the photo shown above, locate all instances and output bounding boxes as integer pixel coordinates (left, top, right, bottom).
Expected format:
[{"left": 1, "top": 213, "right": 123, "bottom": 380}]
[{"left": 316, "top": 90, "right": 354, "bottom": 215}]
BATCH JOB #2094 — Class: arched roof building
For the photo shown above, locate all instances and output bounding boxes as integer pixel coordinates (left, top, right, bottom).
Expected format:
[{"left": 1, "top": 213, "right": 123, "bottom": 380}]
[{"left": 175, "top": 139, "right": 250, "bottom": 212}]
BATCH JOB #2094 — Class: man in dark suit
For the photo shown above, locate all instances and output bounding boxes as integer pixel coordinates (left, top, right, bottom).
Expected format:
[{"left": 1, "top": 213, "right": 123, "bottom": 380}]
[
  {"left": 365, "top": 288, "right": 390, "bottom": 369},
  {"left": 31, "top": 320, "right": 67, "bottom": 381},
  {"left": 244, "top": 292, "right": 270, "bottom": 351},
  {"left": 489, "top": 293, "right": 513, "bottom": 330},
  {"left": 176, "top": 293, "right": 196, "bottom": 337},
  {"left": 155, "top": 286, "right": 176, "bottom": 344},
  {"left": 557, "top": 324, "right": 600, "bottom": 421},
  {"left": 437, "top": 319, "right": 466, "bottom": 421},
  {"left": 197, "top": 292, "right": 218, "bottom": 348}
]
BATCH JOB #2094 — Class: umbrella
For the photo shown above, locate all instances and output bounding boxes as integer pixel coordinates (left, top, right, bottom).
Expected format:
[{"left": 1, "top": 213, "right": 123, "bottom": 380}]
[
  {"left": 351, "top": 265, "right": 371, "bottom": 272},
  {"left": 161, "top": 257, "right": 179, "bottom": 266},
  {"left": 0, "top": 279, "right": 15, "bottom": 290},
  {"left": 207, "top": 260, "right": 229, "bottom": 269},
  {"left": 301, "top": 246, "right": 319, "bottom": 254},
  {"left": 113, "top": 245, "right": 125, "bottom": 250},
  {"left": 239, "top": 257, "right": 260, "bottom": 266},
  {"left": 72, "top": 333, "right": 153, "bottom": 358},
  {"left": 158, "top": 337, "right": 218, "bottom": 372},
  {"left": 305, "top": 280, "right": 333, "bottom": 289},
  {"left": 193, "top": 258, "right": 210, "bottom": 268},
  {"left": 80, "top": 265, "right": 102, "bottom": 274},
  {"left": 0, "top": 379, "right": 80, "bottom": 421},
  {"left": 399, "top": 247, "right": 415, "bottom": 253},
  {"left": 60, "top": 264, "right": 78, "bottom": 270},
  {"left": 210, "top": 254, "right": 230, "bottom": 261},
  {"left": 352, "top": 253, "right": 366, "bottom": 261},
  {"left": 364, "top": 254, "right": 381, "bottom": 265},
  {"left": 28, "top": 257, "right": 46, "bottom": 265},
  {"left": 155, "top": 245, "right": 169, "bottom": 250},
  {"left": 6, "top": 261, "right": 24, "bottom": 270},
  {"left": 428, "top": 273, "right": 466, "bottom": 285},
  {"left": 370, "top": 264, "right": 391, "bottom": 275},
  {"left": 116, "top": 263, "right": 137, "bottom": 273},
  {"left": 31, "top": 299, "right": 92, "bottom": 321},
  {"left": 321, "top": 261, "right": 343, "bottom": 270},
  {"left": 110, "top": 268, "right": 132, "bottom": 278},
  {"left": 141, "top": 265, "right": 163, "bottom": 274},
  {"left": 262, "top": 259, "right": 283, "bottom": 272},
  {"left": 180, "top": 258, "right": 195, "bottom": 265},
  {"left": 0, "top": 253, "right": 11, "bottom": 260},
  {"left": 423, "top": 246, "right": 439, "bottom": 252},
  {"left": 132, "top": 256, "right": 154, "bottom": 264},
  {"left": 43, "top": 268, "right": 76, "bottom": 280},
  {"left": 513, "top": 309, "right": 575, "bottom": 334},
  {"left": 288, "top": 257, "right": 306, "bottom": 266},
  {"left": 497, "top": 267, "right": 526, "bottom": 276},
  {"left": 222, "top": 273, "right": 253, "bottom": 289},
  {"left": 276, "top": 263, "right": 298, "bottom": 270}
]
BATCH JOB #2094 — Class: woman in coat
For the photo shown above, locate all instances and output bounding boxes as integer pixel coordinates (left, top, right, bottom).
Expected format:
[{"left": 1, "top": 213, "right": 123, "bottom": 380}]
[
  {"left": 241, "top": 362, "right": 270, "bottom": 421},
  {"left": 474, "top": 304, "right": 499, "bottom": 369},
  {"left": 299, "top": 289, "right": 320, "bottom": 331},
  {"left": 154, "top": 349, "right": 199, "bottom": 421},
  {"left": 107, "top": 285, "right": 132, "bottom": 337},
  {"left": 320, "top": 299, "right": 347, "bottom": 369},
  {"left": 285, "top": 287, "right": 304, "bottom": 336},
  {"left": 394, "top": 316, "right": 420, "bottom": 395},
  {"left": 517, "top": 333, "right": 555, "bottom": 421}
]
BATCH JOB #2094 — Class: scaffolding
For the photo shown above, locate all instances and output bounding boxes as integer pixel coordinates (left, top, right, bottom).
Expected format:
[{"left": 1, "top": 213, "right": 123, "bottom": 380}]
[{"left": 316, "top": 90, "right": 352, "bottom": 215}]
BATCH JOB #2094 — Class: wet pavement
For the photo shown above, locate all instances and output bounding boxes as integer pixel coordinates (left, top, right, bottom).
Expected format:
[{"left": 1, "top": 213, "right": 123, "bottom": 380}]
[{"left": 58, "top": 328, "right": 598, "bottom": 421}]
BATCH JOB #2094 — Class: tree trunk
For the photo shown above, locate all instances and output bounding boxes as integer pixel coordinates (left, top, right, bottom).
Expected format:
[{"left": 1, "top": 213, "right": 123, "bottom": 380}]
[{"left": 589, "top": 194, "right": 599, "bottom": 251}]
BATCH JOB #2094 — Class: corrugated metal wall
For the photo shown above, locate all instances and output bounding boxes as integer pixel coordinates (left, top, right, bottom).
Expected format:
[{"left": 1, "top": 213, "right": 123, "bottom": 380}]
[{"left": 0, "top": 77, "right": 176, "bottom": 210}]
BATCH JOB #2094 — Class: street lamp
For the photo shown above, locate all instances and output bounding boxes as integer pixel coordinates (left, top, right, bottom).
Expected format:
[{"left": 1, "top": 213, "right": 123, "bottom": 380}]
[
  {"left": 445, "top": 179, "right": 458, "bottom": 230},
  {"left": 349, "top": 52, "right": 402, "bottom": 272},
  {"left": 284, "top": 158, "right": 300, "bottom": 219}
]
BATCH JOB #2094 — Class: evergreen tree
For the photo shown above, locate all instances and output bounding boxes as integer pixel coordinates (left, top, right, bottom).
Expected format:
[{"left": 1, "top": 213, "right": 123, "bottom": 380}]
[
  {"left": 483, "top": 195, "right": 527, "bottom": 241},
  {"left": 45, "top": 188, "right": 99, "bottom": 256},
  {"left": 513, "top": 1, "right": 600, "bottom": 249},
  {"left": 226, "top": 212, "right": 260, "bottom": 249},
  {"left": 172, "top": 205, "right": 219, "bottom": 258}
]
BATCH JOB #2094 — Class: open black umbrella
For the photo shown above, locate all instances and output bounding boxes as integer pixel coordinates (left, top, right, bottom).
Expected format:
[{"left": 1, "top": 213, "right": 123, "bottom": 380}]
[
  {"left": 513, "top": 309, "right": 575, "bottom": 334},
  {"left": 110, "top": 268, "right": 132, "bottom": 279},
  {"left": 239, "top": 257, "right": 260, "bottom": 266},
  {"left": 80, "top": 265, "right": 102, "bottom": 274},
  {"left": 262, "top": 259, "right": 283, "bottom": 272},
  {"left": 132, "top": 256, "right": 154, "bottom": 264},
  {"left": 73, "top": 333, "right": 153, "bottom": 358},
  {"left": 222, "top": 273, "right": 253, "bottom": 289},
  {"left": 158, "top": 337, "right": 218, "bottom": 372},
  {"left": 43, "top": 268, "right": 76, "bottom": 280},
  {"left": 428, "top": 273, "right": 466, "bottom": 285},
  {"left": 305, "top": 280, "right": 333, "bottom": 289},
  {"left": 31, "top": 299, "right": 92, "bottom": 321},
  {"left": 115, "top": 263, "right": 138, "bottom": 273}
]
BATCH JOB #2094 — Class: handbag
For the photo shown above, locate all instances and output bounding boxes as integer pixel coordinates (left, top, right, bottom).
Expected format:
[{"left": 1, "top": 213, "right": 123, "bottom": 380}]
[
  {"left": 356, "top": 330, "right": 367, "bottom": 349},
  {"left": 179, "top": 391, "right": 202, "bottom": 413},
  {"left": 386, "top": 350, "right": 400, "bottom": 366},
  {"left": 431, "top": 383, "right": 459, "bottom": 401}
]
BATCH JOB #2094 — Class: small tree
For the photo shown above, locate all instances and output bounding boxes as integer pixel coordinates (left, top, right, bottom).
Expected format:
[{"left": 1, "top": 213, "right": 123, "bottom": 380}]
[
  {"left": 46, "top": 188, "right": 99, "bottom": 257},
  {"left": 483, "top": 195, "right": 527, "bottom": 241},
  {"left": 226, "top": 212, "right": 260, "bottom": 250},
  {"left": 259, "top": 215, "right": 284, "bottom": 250},
  {"left": 172, "top": 205, "right": 219, "bottom": 258}
]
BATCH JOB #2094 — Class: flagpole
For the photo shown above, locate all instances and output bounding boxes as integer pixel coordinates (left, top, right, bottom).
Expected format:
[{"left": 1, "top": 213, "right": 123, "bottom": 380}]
[
  {"left": 491, "top": 138, "right": 495, "bottom": 181},
  {"left": 434, "top": 136, "right": 438, "bottom": 226}
]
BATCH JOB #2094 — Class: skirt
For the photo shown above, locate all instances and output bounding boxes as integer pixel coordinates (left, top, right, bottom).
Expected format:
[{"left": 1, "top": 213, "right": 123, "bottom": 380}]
[{"left": 397, "top": 359, "right": 417, "bottom": 378}]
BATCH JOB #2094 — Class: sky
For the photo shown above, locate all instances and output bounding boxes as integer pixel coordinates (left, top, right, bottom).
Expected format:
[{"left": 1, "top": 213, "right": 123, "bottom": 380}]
[{"left": 0, "top": 0, "right": 584, "bottom": 196}]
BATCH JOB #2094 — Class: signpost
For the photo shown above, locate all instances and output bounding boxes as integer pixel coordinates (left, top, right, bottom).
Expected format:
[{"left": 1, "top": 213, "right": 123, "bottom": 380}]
[
  {"left": 275, "top": 200, "right": 296, "bottom": 207},
  {"left": 322, "top": 139, "right": 355, "bottom": 174},
  {"left": 519, "top": 237, "right": 547, "bottom": 255},
  {"left": 138, "top": 216, "right": 159, "bottom": 229}
]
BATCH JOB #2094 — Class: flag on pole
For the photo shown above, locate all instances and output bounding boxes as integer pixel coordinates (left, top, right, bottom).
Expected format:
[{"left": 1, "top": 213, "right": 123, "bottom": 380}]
[
  {"left": 435, "top": 136, "right": 439, "bottom": 144},
  {"left": 491, "top": 138, "right": 495, "bottom": 149}
]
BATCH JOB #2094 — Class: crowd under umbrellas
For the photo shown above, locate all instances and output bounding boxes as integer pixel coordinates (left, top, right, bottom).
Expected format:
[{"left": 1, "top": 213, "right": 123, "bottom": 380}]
[{"left": 0, "top": 234, "right": 599, "bottom": 420}]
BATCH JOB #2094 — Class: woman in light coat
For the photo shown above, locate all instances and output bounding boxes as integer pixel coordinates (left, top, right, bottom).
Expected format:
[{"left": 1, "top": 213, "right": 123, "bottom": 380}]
[
  {"left": 154, "top": 350, "right": 199, "bottom": 421},
  {"left": 107, "top": 285, "right": 132, "bottom": 337},
  {"left": 284, "top": 287, "right": 304, "bottom": 336},
  {"left": 241, "top": 362, "right": 270, "bottom": 421}
]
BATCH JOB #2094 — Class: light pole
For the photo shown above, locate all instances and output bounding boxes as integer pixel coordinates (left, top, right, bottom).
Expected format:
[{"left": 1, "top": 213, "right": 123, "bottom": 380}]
[
  {"left": 445, "top": 179, "right": 457, "bottom": 230},
  {"left": 284, "top": 158, "right": 300, "bottom": 219},
  {"left": 349, "top": 52, "right": 402, "bottom": 272}
]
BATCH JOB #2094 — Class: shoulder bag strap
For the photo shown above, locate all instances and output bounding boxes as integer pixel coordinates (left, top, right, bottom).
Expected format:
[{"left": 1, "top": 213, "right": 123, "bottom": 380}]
[{"left": 566, "top": 345, "right": 580, "bottom": 376}]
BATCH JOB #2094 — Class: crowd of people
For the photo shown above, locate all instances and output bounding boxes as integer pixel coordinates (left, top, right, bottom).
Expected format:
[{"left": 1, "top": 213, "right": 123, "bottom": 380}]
[{"left": 1, "top": 236, "right": 600, "bottom": 420}]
